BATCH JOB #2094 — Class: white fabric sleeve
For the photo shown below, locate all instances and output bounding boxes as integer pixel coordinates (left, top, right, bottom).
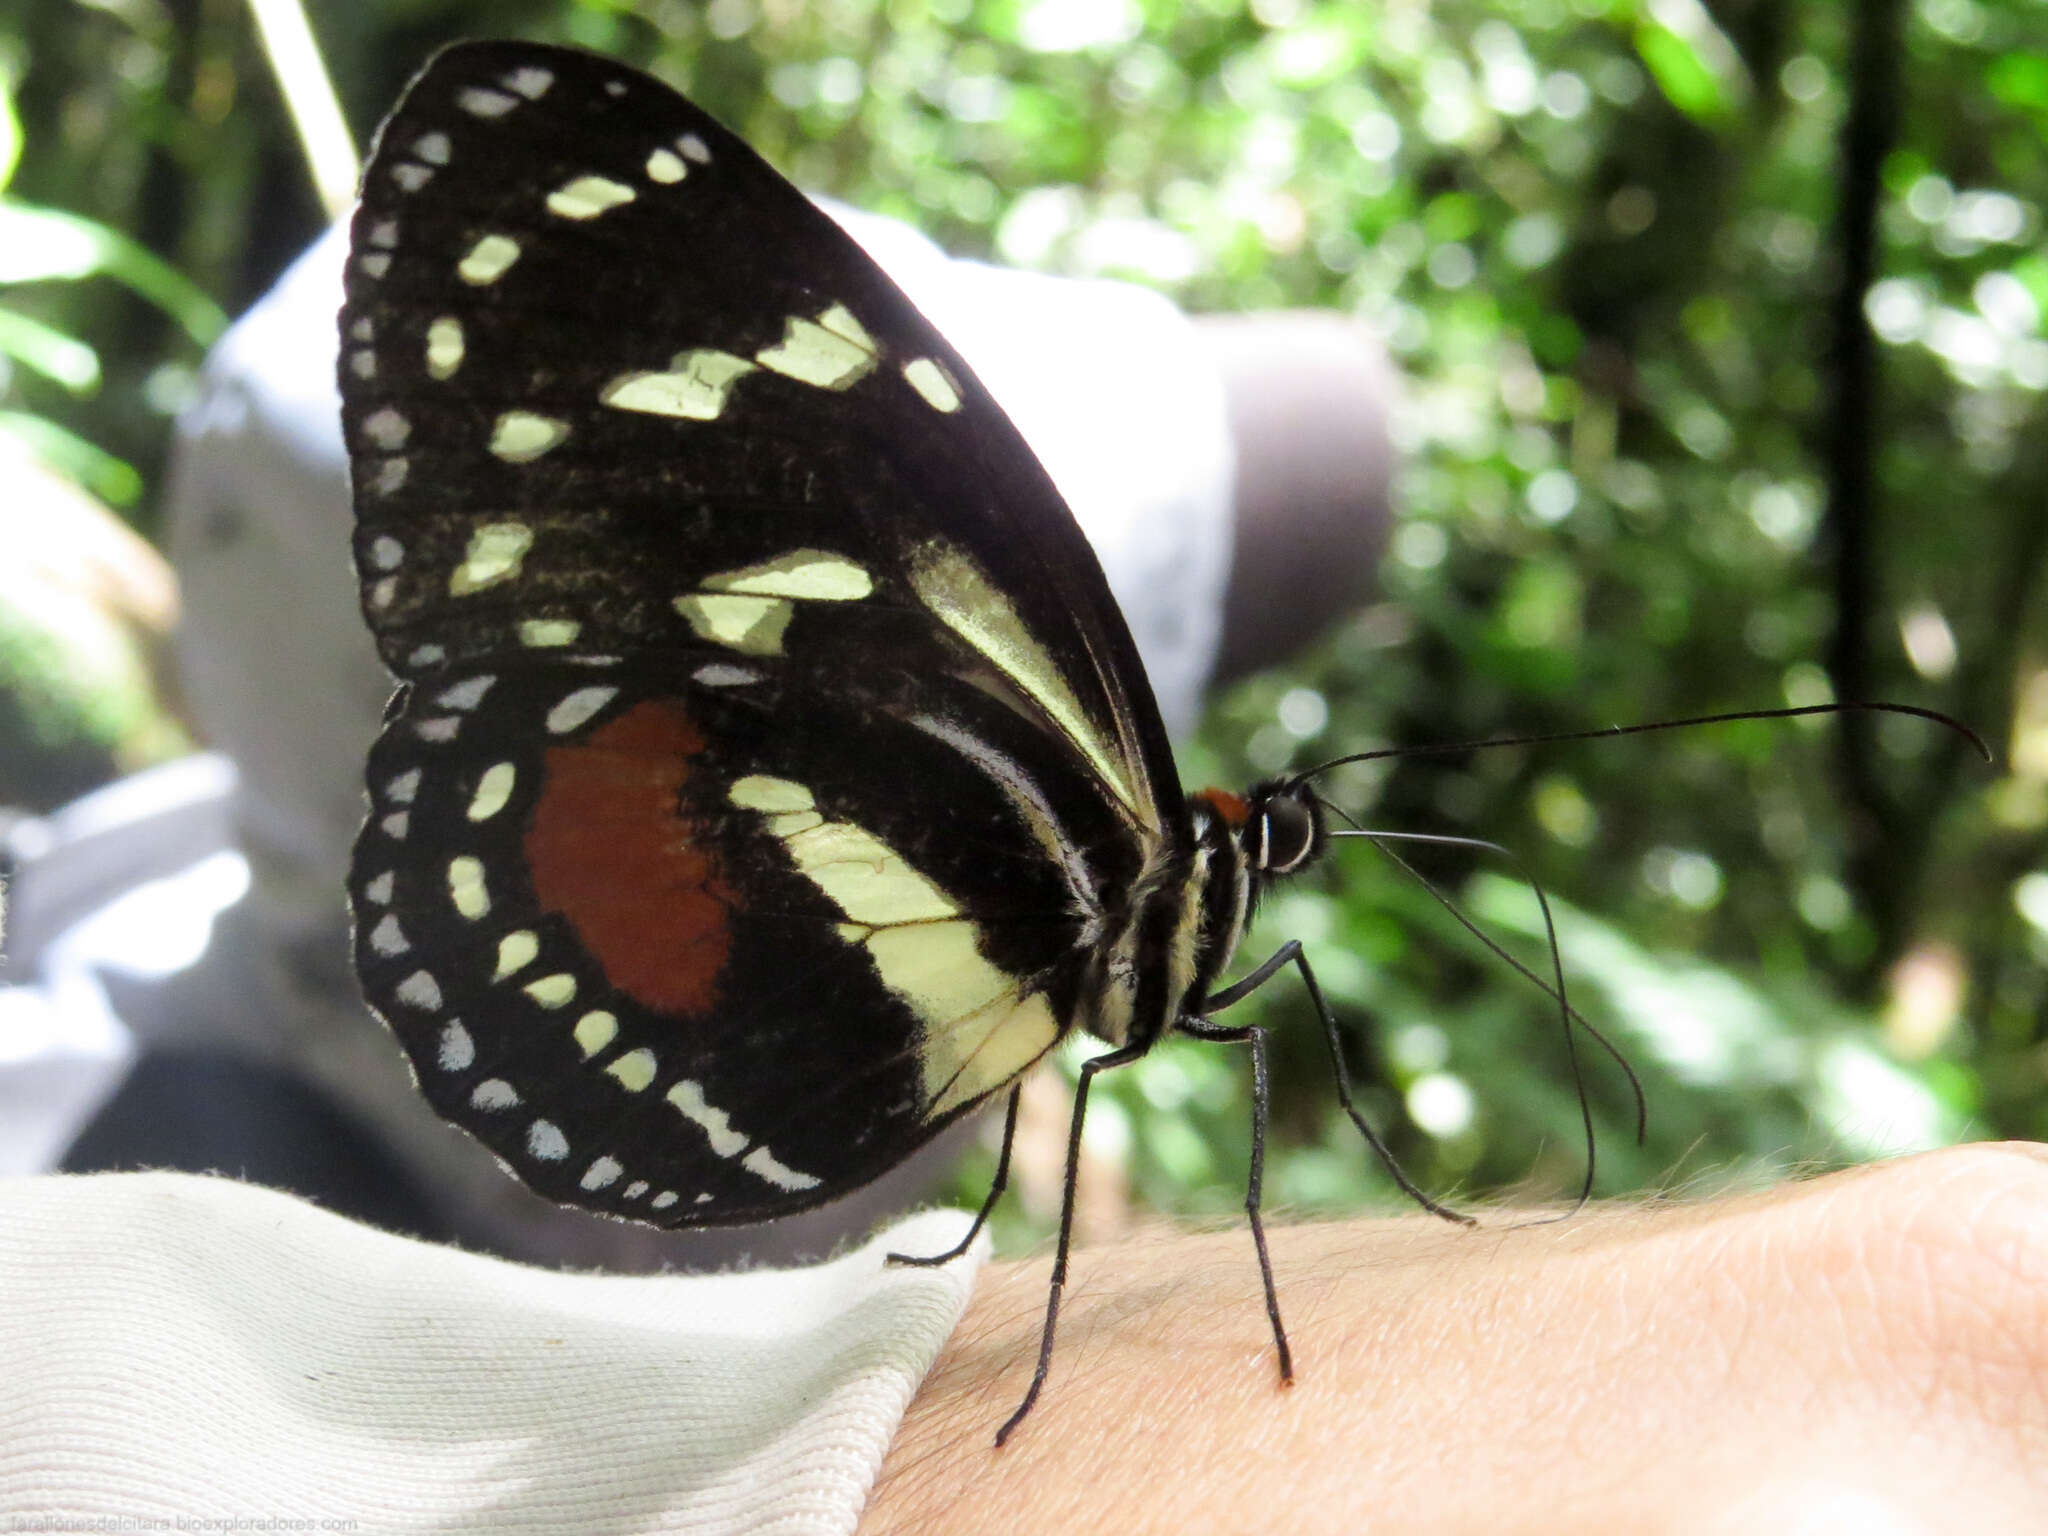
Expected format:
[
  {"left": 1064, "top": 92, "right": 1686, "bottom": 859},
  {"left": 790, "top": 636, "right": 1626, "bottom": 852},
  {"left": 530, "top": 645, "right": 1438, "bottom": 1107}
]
[{"left": 0, "top": 1172, "right": 984, "bottom": 1534}]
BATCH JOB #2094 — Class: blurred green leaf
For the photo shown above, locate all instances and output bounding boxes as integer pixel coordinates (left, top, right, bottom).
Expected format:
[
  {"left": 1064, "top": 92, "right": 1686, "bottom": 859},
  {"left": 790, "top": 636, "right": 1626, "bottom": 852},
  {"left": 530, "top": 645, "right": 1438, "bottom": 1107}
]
[
  {"left": 0, "top": 411, "right": 143, "bottom": 506},
  {"left": 0, "top": 308, "right": 101, "bottom": 392},
  {"left": 0, "top": 203, "right": 227, "bottom": 345}
]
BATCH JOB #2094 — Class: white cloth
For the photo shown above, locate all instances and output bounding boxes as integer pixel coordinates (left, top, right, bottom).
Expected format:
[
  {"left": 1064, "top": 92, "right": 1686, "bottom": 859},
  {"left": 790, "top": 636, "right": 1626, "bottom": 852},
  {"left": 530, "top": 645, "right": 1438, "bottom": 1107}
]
[{"left": 0, "top": 1172, "right": 983, "bottom": 1534}]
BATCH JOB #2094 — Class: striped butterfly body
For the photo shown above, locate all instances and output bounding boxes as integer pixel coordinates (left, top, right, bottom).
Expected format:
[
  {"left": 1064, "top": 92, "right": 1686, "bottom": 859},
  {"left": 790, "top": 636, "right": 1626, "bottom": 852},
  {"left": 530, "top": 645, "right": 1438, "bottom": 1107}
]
[{"left": 342, "top": 40, "right": 1340, "bottom": 1440}]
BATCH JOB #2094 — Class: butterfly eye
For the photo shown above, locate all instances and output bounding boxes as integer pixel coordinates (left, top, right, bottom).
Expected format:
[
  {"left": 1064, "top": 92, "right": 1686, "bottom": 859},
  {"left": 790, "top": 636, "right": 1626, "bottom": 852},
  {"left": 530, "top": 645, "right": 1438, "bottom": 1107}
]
[{"left": 1255, "top": 792, "right": 1318, "bottom": 875}]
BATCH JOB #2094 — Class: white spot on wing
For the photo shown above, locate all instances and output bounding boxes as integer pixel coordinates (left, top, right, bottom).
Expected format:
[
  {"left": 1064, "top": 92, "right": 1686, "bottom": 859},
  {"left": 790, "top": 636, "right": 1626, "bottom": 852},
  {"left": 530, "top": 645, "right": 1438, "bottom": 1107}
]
[
  {"left": 742, "top": 1146, "right": 821, "bottom": 1192},
  {"left": 369, "top": 914, "right": 408, "bottom": 956},
  {"left": 390, "top": 164, "right": 432, "bottom": 193},
  {"left": 438, "top": 1022, "right": 475, "bottom": 1071},
  {"left": 361, "top": 870, "right": 395, "bottom": 906},
  {"left": 412, "top": 718, "right": 459, "bottom": 743},
  {"left": 581, "top": 1157, "right": 623, "bottom": 1191},
  {"left": 373, "top": 458, "right": 408, "bottom": 495},
  {"left": 357, "top": 252, "right": 392, "bottom": 278},
  {"left": 472, "top": 1079, "right": 520, "bottom": 1111},
  {"left": 650, "top": 1190, "right": 679, "bottom": 1210},
  {"left": 645, "top": 147, "right": 686, "bottom": 183},
  {"left": 411, "top": 132, "right": 451, "bottom": 165},
  {"left": 363, "top": 407, "right": 409, "bottom": 450},
  {"left": 380, "top": 810, "right": 410, "bottom": 839},
  {"left": 504, "top": 66, "right": 553, "bottom": 99},
  {"left": 406, "top": 642, "right": 444, "bottom": 668},
  {"left": 692, "top": 662, "right": 759, "bottom": 687},
  {"left": 436, "top": 675, "right": 495, "bottom": 712},
  {"left": 666, "top": 1079, "right": 747, "bottom": 1158},
  {"left": 395, "top": 970, "right": 442, "bottom": 1011},
  {"left": 527, "top": 1119, "right": 570, "bottom": 1161},
  {"left": 547, "top": 685, "right": 617, "bottom": 735},
  {"left": 458, "top": 86, "right": 518, "bottom": 118},
  {"left": 678, "top": 133, "right": 710, "bottom": 163},
  {"left": 384, "top": 768, "right": 420, "bottom": 804},
  {"left": 370, "top": 535, "right": 403, "bottom": 571}
]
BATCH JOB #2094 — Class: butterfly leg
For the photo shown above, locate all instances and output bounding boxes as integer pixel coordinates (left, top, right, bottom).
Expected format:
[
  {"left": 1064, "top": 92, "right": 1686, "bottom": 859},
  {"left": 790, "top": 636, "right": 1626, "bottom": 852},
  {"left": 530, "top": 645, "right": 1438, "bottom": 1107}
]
[
  {"left": 1176, "top": 1014, "right": 1293, "bottom": 1384},
  {"left": 996, "top": 1040, "right": 1148, "bottom": 1447},
  {"left": 887, "top": 1084, "right": 1022, "bottom": 1268},
  {"left": 1204, "top": 940, "right": 1473, "bottom": 1226}
]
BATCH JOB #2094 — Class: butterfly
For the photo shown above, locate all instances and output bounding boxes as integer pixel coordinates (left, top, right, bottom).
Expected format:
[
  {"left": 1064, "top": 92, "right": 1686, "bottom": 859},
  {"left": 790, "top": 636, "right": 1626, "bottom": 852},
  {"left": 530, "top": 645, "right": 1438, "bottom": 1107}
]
[{"left": 339, "top": 39, "right": 1451, "bottom": 1443}]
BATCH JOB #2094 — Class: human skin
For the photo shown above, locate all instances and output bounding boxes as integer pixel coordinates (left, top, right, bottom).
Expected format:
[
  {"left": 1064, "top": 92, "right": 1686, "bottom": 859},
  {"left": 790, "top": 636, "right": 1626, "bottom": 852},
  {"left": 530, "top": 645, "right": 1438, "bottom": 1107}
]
[{"left": 862, "top": 1142, "right": 2048, "bottom": 1534}]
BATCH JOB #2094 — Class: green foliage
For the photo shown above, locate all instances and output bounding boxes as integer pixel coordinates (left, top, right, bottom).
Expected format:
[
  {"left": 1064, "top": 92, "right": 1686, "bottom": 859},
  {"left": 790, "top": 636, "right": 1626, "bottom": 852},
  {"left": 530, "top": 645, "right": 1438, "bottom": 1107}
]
[{"left": 8, "top": 0, "right": 2047, "bottom": 1242}]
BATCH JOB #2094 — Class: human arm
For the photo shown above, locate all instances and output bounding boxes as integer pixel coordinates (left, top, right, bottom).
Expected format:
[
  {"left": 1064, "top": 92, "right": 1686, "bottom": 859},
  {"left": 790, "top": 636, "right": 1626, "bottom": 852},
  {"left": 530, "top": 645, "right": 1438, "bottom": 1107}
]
[{"left": 864, "top": 1143, "right": 2048, "bottom": 1533}]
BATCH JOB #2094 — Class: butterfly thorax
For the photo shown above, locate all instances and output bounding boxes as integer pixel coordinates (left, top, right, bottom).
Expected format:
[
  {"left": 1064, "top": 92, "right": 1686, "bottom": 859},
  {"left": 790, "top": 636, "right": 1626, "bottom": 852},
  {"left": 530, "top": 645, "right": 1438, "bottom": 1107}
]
[{"left": 1081, "top": 780, "right": 1323, "bottom": 1053}]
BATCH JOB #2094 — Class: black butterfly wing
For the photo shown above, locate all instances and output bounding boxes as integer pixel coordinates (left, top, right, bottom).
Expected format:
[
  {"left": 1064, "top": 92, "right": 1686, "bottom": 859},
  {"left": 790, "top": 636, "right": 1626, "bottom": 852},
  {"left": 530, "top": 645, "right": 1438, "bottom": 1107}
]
[{"left": 341, "top": 42, "right": 1181, "bottom": 1223}]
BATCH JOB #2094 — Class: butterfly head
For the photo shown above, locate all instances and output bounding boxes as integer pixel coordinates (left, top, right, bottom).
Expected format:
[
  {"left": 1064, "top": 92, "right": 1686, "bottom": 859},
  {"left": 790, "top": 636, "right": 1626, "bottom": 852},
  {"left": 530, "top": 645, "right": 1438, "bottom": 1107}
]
[{"left": 1193, "top": 779, "right": 1326, "bottom": 884}]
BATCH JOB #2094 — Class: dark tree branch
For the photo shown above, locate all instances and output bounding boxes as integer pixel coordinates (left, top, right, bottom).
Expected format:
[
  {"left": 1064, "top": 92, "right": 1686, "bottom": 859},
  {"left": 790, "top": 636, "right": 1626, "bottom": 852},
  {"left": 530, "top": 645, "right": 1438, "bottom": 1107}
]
[{"left": 1820, "top": 0, "right": 1908, "bottom": 969}]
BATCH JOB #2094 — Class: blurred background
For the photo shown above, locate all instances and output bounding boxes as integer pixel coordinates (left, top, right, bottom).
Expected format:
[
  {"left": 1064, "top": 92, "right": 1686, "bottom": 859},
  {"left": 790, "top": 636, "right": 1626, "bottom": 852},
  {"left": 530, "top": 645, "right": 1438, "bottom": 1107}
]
[{"left": 3, "top": 0, "right": 2045, "bottom": 1254}]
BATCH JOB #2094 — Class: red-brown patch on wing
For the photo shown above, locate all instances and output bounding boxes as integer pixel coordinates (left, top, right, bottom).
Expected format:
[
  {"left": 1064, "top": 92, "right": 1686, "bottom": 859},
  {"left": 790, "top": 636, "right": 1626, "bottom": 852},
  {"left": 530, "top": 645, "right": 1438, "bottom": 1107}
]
[
  {"left": 525, "top": 697, "right": 731, "bottom": 1014},
  {"left": 1193, "top": 787, "right": 1250, "bottom": 827}
]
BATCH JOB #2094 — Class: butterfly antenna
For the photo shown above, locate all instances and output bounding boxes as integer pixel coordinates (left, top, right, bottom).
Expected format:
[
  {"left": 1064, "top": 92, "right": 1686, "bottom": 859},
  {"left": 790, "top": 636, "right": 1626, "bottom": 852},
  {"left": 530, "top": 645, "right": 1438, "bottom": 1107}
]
[
  {"left": 1321, "top": 804, "right": 1635, "bottom": 1216},
  {"left": 1317, "top": 799, "right": 1645, "bottom": 1140},
  {"left": 1293, "top": 701, "right": 1991, "bottom": 781}
]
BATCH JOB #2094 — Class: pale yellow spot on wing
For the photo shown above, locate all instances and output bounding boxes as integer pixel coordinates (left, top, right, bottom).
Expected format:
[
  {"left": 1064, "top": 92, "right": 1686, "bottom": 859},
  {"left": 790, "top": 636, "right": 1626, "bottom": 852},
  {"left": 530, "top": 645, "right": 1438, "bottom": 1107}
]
[
  {"left": 447, "top": 523, "right": 533, "bottom": 597},
  {"left": 729, "top": 776, "right": 814, "bottom": 813},
  {"left": 519, "top": 618, "right": 580, "bottom": 647},
  {"left": 602, "top": 350, "right": 757, "bottom": 420},
  {"left": 546, "top": 174, "right": 636, "bottom": 220},
  {"left": 467, "top": 762, "right": 516, "bottom": 821},
  {"left": 494, "top": 930, "right": 538, "bottom": 981},
  {"left": 667, "top": 1079, "right": 747, "bottom": 1157},
  {"left": 754, "top": 303, "right": 877, "bottom": 390},
  {"left": 645, "top": 147, "right": 686, "bottom": 183},
  {"left": 673, "top": 592, "right": 792, "bottom": 655},
  {"left": 606, "top": 1048, "right": 658, "bottom": 1092},
  {"left": 490, "top": 411, "right": 569, "bottom": 462},
  {"left": 574, "top": 1010, "right": 619, "bottom": 1057},
  {"left": 448, "top": 856, "right": 489, "bottom": 919},
  {"left": 867, "top": 924, "right": 1061, "bottom": 1117},
  {"left": 701, "top": 549, "right": 873, "bottom": 601},
  {"left": 909, "top": 540, "right": 1145, "bottom": 821},
  {"left": 525, "top": 973, "right": 576, "bottom": 1008},
  {"left": 426, "top": 316, "right": 464, "bottom": 379},
  {"left": 902, "top": 357, "right": 961, "bottom": 412},
  {"left": 457, "top": 234, "right": 520, "bottom": 285}
]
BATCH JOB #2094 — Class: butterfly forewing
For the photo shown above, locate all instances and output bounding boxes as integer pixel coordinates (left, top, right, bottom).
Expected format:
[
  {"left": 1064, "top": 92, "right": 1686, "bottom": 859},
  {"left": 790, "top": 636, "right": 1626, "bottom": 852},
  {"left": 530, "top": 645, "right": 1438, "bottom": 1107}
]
[{"left": 341, "top": 42, "right": 1179, "bottom": 1223}]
